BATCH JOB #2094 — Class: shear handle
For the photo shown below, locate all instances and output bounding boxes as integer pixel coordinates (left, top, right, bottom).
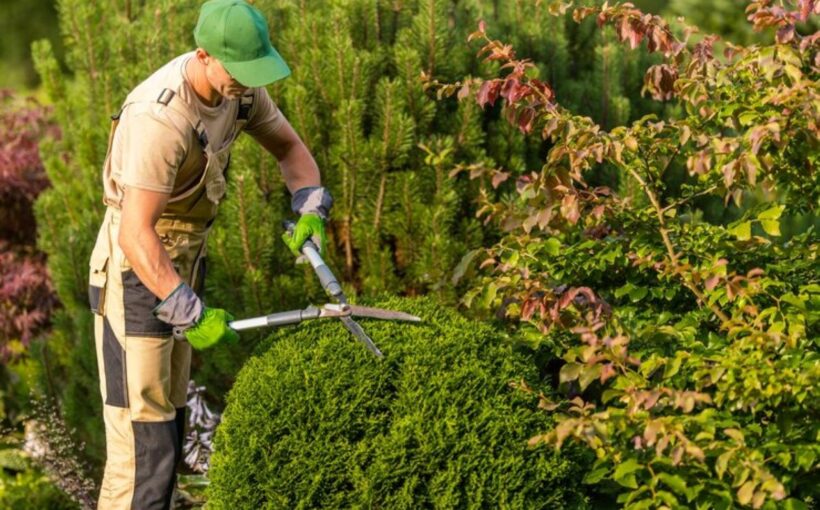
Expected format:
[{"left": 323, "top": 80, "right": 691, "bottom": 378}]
[{"left": 283, "top": 220, "right": 344, "bottom": 301}]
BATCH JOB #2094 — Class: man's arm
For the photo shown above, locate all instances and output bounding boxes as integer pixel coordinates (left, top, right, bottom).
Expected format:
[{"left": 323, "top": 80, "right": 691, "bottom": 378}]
[
  {"left": 118, "top": 186, "right": 183, "bottom": 300},
  {"left": 253, "top": 117, "right": 321, "bottom": 192}
]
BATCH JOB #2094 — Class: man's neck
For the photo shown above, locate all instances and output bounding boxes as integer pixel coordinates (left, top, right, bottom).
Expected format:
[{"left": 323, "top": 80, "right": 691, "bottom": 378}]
[{"left": 185, "top": 57, "right": 222, "bottom": 108}]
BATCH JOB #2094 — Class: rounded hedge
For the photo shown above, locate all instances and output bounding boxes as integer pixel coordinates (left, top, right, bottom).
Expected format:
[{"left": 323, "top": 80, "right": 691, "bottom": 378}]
[{"left": 207, "top": 296, "right": 589, "bottom": 509}]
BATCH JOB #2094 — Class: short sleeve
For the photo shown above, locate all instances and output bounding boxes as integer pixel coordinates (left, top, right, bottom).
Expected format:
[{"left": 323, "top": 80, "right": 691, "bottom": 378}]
[
  {"left": 117, "top": 109, "right": 188, "bottom": 194},
  {"left": 243, "top": 87, "right": 286, "bottom": 139}
]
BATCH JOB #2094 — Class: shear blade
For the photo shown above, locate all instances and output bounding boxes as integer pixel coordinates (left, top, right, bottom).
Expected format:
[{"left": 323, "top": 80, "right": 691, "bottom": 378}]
[
  {"left": 347, "top": 305, "right": 422, "bottom": 322},
  {"left": 339, "top": 316, "right": 383, "bottom": 358}
]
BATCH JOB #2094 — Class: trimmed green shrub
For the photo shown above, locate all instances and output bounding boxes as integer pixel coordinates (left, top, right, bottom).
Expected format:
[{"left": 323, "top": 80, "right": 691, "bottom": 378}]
[{"left": 208, "top": 296, "right": 590, "bottom": 509}]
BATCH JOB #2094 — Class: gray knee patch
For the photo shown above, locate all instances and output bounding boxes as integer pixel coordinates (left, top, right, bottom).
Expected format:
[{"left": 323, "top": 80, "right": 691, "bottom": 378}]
[
  {"left": 132, "top": 419, "right": 179, "bottom": 510},
  {"left": 102, "top": 316, "right": 128, "bottom": 408}
]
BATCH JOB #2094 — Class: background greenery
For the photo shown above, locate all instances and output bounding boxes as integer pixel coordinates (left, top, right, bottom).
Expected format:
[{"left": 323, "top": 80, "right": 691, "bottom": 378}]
[
  {"left": 20, "top": 0, "right": 682, "bottom": 471},
  {"left": 0, "top": 0, "right": 815, "bottom": 508}
]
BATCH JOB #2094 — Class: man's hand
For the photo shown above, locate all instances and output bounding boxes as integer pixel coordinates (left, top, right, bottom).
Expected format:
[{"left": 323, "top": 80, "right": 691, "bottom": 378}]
[
  {"left": 184, "top": 308, "right": 239, "bottom": 350},
  {"left": 281, "top": 213, "right": 328, "bottom": 258},
  {"left": 153, "top": 282, "right": 238, "bottom": 349},
  {"left": 283, "top": 186, "right": 333, "bottom": 258}
]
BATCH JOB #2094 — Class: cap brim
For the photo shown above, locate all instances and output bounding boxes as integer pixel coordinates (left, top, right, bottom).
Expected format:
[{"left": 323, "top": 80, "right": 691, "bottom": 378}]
[{"left": 223, "top": 48, "right": 291, "bottom": 87}]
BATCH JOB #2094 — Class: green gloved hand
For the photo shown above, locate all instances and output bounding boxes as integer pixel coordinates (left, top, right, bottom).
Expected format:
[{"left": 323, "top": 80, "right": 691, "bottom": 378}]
[
  {"left": 281, "top": 213, "right": 328, "bottom": 258},
  {"left": 184, "top": 307, "right": 239, "bottom": 350}
]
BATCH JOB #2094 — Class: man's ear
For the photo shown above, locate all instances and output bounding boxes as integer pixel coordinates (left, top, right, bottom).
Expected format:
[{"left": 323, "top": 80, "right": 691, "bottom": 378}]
[{"left": 195, "top": 48, "right": 210, "bottom": 65}]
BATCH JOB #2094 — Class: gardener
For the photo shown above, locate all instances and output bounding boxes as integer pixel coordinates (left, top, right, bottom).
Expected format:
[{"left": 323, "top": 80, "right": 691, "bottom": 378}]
[{"left": 86, "top": 0, "right": 332, "bottom": 508}]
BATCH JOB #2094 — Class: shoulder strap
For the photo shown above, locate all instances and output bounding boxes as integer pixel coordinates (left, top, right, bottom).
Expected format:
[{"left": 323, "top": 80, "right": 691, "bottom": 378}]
[
  {"left": 156, "top": 88, "right": 210, "bottom": 149},
  {"left": 237, "top": 91, "right": 254, "bottom": 122},
  {"left": 116, "top": 87, "right": 250, "bottom": 150}
]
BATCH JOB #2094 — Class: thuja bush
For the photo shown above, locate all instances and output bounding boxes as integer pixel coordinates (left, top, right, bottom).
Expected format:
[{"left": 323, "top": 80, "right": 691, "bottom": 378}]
[
  {"left": 429, "top": 1, "right": 819, "bottom": 509},
  {"left": 207, "top": 296, "right": 591, "bottom": 509}
]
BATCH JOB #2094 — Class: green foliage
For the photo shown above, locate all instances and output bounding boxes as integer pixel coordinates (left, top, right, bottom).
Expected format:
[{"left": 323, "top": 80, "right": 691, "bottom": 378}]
[
  {"left": 208, "top": 296, "right": 591, "bottom": 509},
  {"left": 434, "top": 1, "right": 819, "bottom": 508},
  {"left": 30, "top": 0, "right": 672, "bottom": 471},
  {"left": 0, "top": 0, "right": 62, "bottom": 89},
  {"left": 0, "top": 440, "right": 77, "bottom": 510},
  {"left": 0, "top": 469, "right": 78, "bottom": 510}
]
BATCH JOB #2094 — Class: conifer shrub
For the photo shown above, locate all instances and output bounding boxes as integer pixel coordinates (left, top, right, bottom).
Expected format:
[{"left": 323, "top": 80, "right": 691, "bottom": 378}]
[{"left": 207, "top": 296, "right": 590, "bottom": 509}]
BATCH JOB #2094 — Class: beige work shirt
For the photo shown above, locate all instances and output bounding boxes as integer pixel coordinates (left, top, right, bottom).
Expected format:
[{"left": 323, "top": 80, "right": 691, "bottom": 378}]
[{"left": 102, "top": 51, "right": 285, "bottom": 208}]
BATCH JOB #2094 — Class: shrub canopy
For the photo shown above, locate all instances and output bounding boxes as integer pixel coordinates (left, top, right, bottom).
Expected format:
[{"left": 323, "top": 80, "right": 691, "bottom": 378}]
[{"left": 208, "top": 296, "right": 590, "bottom": 509}]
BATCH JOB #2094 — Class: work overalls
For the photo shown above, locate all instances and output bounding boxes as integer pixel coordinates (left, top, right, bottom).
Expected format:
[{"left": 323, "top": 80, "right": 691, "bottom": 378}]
[{"left": 88, "top": 87, "right": 253, "bottom": 509}]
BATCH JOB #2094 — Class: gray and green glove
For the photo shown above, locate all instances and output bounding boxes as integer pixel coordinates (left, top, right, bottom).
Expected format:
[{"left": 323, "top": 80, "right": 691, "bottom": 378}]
[
  {"left": 282, "top": 186, "right": 333, "bottom": 258},
  {"left": 184, "top": 308, "right": 238, "bottom": 350},
  {"left": 282, "top": 213, "right": 328, "bottom": 258},
  {"left": 152, "top": 283, "right": 238, "bottom": 350}
]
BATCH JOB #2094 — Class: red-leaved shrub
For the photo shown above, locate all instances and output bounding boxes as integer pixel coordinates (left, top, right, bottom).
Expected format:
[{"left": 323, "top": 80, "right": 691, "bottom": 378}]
[{"left": 0, "top": 89, "right": 59, "bottom": 359}]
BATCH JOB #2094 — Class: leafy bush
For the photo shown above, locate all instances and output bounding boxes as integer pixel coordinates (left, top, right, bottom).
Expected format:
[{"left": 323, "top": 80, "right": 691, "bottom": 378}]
[
  {"left": 208, "top": 296, "right": 591, "bottom": 509},
  {"left": 0, "top": 444, "right": 78, "bottom": 510},
  {"left": 430, "top": 1, "right": 818, "bottom": 509},
  {"left": 0, "top": 469, "right": 78, "bottom": 510}
]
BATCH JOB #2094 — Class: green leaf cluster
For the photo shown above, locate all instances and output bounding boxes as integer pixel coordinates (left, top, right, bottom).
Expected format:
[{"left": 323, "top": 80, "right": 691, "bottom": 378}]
[{"left": 440, "top": 2, "right": 819, "bottom": 508}]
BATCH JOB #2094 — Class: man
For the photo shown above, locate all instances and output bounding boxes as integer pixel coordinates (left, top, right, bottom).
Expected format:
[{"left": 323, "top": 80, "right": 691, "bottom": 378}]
[{"left": 86, "top": 0, "right": 332, "bottom": 507}]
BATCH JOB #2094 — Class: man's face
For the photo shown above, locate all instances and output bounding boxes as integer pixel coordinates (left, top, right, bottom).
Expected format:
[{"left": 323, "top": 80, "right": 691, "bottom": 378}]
[{"left": 201, "top": 52, "right": 249, "bottom": 100}]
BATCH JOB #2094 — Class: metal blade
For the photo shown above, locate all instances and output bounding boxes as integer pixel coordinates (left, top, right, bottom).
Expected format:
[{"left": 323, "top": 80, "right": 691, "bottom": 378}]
[
  {"left": 339, "top": 315, "right": 384, "bottom": 358},
  {"left": 347, "top": 305, "right": 422, "bottom": 322}
]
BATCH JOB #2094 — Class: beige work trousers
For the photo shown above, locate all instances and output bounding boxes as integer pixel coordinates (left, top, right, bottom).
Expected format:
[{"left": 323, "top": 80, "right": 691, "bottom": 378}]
[{"left": 89, "top": 208, "right": 208, "bottom": 509}]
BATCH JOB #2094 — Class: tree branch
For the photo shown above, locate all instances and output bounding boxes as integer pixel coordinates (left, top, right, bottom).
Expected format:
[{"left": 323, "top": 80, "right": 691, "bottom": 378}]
[{"left": 626, "top": 163, "right": 731, "bottom": 324}]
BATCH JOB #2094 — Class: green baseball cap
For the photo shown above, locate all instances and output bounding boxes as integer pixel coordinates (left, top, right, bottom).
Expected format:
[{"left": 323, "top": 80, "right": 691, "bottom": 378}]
[{"left": 193, "top": 0, "right": 291, "bottom": 87}]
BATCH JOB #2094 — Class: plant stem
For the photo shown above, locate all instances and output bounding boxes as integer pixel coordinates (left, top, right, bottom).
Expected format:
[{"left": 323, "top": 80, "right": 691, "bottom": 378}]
[{"left": 626, "top": 164, "right": 730, "bottom": 324}]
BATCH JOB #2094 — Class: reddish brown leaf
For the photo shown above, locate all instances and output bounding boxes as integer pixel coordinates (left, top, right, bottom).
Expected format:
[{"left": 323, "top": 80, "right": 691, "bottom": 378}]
[
  {"left": 542, "top": 117, "right": 561, "bottom": 139},
  {"left": 644, "top": 421, "right": 661, "bottom": 446},
  {"left": 517, "top": 108, "right": 535, "bottom": 134},
  {"left": 476, "top": 80, "right": 502, "bottom": 109},
  {"left": 561, "top": 194, "right": 581, "bottom": 224},
  {"left": 798, "top": 0, "right": 814, "bottom": 21},
  {"left": 491, "top": 170, "right": 510, "bottom": 189},
  {"left": 686, "top": 150, "right": 711, "bottom": 175},
  {"left": 644, "top": 64, "right": 678, "bottom": 101},
  {"left": 722, "top": 160, "right": 738, "bottom": 187},
  {"left": 500, "top": 77, "right": 521, "bottom": 105},
  {"left": 600, "top": 363, "right": 616, "bottom": 384},
  {"left": 671, "top": 445, "right": 684, "bottom": 465},
  {"left": 776, "top": 24, "right": 795, "bottom": 43},
  {"left": 656, "top": 435, "right": 670, "bottom": 456},
  {"left": 479, "top": 257, "right": 496, "bottom": 269}
]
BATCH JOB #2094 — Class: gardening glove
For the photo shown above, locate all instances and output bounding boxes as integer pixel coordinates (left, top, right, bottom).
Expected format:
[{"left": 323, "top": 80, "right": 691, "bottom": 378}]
[
  {"left": 152, "top": 282, "right": 239, "bottom": 349},
  {"left": 282, "top": 186, "right": 333, "bottom": 258},
  {"left": 183, "top": 308, "right": 239, "bottom": 350},
  {"left": 281, "top": 213, "right": 328, "bottom": 259}
]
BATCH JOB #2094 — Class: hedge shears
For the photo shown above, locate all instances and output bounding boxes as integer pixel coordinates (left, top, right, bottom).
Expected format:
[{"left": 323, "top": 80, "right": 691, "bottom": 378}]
[{"left": 227, "top": 221, "right": 421, "bottom": 358}]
